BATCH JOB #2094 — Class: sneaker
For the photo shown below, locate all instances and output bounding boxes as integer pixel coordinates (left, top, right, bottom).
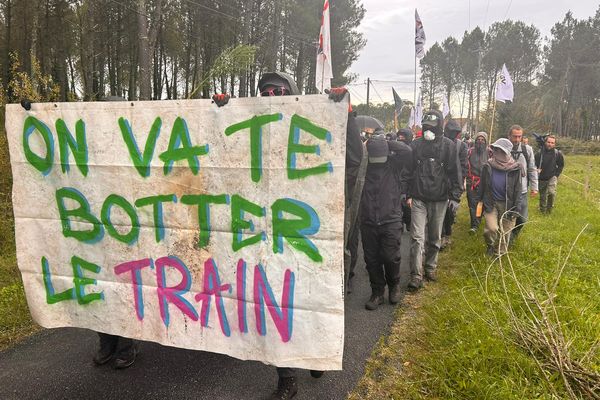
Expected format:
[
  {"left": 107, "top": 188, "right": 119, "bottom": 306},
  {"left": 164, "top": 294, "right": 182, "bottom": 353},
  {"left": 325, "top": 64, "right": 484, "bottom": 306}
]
[
  {"left": 269, "top": 377, "right": 298, "bottom": 400},
  {"left": 424, "top": 270, "right": 437, "bottom": 282},
  {"left": 114, "top": 345, "right": 138, "bottom": 369},
  {"left": 365, "top": 294, "right": 385, "bottom": 310},
  {"left": 310, "top": 370, "right": 324, "bottom": 378},
  {"left": 93, "top": 343, "right": 116, "bottom": 366},
  {"left": 407, "top": 277, "right": 423, "bottom": 292},
  {"left": 388, "top": 284, "right": 402, "bottom": 304}
]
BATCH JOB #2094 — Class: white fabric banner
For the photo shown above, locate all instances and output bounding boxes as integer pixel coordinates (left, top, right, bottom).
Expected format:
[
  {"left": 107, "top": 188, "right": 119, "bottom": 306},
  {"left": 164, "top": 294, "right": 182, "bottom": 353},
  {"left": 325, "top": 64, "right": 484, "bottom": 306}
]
[
  {"left": 316, "top": 0, "right": 334, "bottom": 93},
  {"left": 5, "top": 95, "right": 348, "bottom": 370}
]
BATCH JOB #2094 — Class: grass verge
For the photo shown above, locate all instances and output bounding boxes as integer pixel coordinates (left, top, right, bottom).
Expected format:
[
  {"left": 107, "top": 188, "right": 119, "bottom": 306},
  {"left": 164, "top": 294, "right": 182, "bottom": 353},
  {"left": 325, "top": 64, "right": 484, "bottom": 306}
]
[
  {"left": 350, "top": 155, "right": 600, "bottom": 399},
  {"left": 0, "top": 132, "right": 38, "bottom": 350}
]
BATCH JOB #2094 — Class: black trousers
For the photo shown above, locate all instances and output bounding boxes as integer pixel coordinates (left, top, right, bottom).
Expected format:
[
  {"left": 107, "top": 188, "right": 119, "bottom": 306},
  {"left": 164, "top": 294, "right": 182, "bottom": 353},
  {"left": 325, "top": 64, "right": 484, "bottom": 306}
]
[
  {"left": 347, "top": 219, "right": 360, "bottom": 280},
  {"left": 97, "top": 333, "right": 136, "bottom": 355},
  {"left": 402, "top": 204, "right": 411, "bottom": 231},
  {"left": 441, "top": 205, "right": 455, "bottom": 237},
  {"left": 360, "top": 221, "right": 402, "bottom": 295}
]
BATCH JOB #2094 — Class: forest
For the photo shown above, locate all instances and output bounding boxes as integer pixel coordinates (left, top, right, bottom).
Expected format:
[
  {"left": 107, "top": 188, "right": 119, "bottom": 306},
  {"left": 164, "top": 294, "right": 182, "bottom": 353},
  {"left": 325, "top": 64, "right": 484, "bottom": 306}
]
[{"left": 0, "top": 1, "right": 599, "bottom": 139}]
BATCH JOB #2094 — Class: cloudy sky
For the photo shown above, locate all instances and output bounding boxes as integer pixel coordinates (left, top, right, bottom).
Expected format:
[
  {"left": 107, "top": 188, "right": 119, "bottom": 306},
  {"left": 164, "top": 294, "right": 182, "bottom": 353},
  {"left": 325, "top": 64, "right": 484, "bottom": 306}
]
[{"left": 347, "top": 0, "right": 600, "bottom": 105}]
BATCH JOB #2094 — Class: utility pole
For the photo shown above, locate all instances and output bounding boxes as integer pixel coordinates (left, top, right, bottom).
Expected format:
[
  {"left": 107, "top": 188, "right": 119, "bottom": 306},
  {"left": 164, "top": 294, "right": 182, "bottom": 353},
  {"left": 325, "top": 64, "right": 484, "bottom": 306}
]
[{"left": 366, "top": 77, "right": 371, "bottom": 114}]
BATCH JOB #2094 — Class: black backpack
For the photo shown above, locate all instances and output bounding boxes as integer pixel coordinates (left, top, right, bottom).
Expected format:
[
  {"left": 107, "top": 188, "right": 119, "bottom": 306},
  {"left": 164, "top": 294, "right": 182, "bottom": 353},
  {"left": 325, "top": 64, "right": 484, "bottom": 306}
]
[{"left": 415, "top": 140, "right": 448, "bottom": 201}]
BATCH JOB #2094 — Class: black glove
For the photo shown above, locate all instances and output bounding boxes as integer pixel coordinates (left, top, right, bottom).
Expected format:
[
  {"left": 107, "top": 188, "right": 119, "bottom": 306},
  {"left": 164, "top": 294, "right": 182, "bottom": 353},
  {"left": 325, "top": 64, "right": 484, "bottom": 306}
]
[
  {"left": 448, "top": 200, "right": 460, "bottom": 215},
  {"left": 20, "top": 99, "right": 32, "bottom": 110},
  {"left": 212, "top": 93, "right": 230, "bottom": 107},
  {"left": 325, "top": 87, "right": 349, "bottom": 103}
]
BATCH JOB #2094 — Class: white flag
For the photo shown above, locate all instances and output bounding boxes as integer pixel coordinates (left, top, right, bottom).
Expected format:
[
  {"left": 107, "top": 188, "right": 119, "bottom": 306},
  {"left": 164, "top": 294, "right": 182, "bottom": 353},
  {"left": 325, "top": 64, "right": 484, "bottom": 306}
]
[
  {"left": 408, "top": 107, "right": 415, "bottom": 128},
  {"left": 496, "top": 64, "right": 514, "bottom": 102},
  {"left": 316, "top": 0, "right": 333, "bottom": 93},
  {"left": 442, "top": 95, "right": 450, "bottom": 118},
  {"left": 415, "top": 9, "right": 426, "bottom": 59}
]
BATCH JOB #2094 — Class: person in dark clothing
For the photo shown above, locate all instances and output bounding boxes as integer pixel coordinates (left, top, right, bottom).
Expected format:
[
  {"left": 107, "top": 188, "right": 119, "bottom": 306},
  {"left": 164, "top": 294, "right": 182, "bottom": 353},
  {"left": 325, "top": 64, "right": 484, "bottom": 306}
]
[
  {"left": 481, "top": 138, "right": 523, "bottom": 256},
  {"left": 397, "top": 128, "right": 413, "bottom": 144},
  {"left": 397, "top": 128, "right": 414, "bottom": 230},
  {"left": 440, "top": 119, "right": 468, "bottom": 249},
  {"left": 92, "top": 95, "right": 139, "bottom": 370},
  {"left": 466, "top": 132, "right": 489, "bottom": 233},
  {"left": 213, "top": 71, "right": 364, "bottom": 400},
  {"left": 535, "top": 135, "right": 564, "bottom": 214},
  {"left": 360, "top": 134, "right": 412, "bottom": 310},
  {"left": 404, "top": 110, "right": 463, "bottom": 291}
]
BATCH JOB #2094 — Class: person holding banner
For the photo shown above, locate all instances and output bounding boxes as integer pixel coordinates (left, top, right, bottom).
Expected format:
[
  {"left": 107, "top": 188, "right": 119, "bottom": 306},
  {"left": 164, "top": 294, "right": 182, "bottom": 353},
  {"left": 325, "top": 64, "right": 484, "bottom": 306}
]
[
  {"left": 360, "top": 134, "right": 412, "bottom": 310},
  {"left": 212, "top": 71, "right": 363, "bottom": 400}
]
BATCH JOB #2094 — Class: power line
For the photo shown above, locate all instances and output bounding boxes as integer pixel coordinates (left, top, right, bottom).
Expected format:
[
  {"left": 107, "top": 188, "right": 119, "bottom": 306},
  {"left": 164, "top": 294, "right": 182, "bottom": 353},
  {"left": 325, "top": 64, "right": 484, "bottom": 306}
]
[{"left": 369, "top": 81, "right": 387, "bottom": 104}]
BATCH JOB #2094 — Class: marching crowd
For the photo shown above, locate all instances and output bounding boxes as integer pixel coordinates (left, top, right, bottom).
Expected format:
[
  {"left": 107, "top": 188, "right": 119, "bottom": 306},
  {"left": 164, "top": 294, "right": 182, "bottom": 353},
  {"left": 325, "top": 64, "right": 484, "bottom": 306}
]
[{"left": 85, "top": 73, "right": 564, "bottom": 400}]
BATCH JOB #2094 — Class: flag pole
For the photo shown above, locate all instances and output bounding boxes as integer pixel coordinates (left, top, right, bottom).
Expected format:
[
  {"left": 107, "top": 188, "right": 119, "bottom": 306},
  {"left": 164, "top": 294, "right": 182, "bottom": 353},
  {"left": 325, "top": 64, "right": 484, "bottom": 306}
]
[
  {"left": 489, "top": 99, "right": 497, "bottom": 143},
  {"left": 413, "top": 55, "right": 417, "bottom": 111}
]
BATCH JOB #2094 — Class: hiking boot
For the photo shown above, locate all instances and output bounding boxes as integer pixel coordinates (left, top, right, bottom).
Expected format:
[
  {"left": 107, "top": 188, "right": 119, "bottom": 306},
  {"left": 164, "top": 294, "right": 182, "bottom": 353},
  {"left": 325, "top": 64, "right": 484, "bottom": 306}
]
[
  {"left": 486, "top": 246, "right": 497, "bottom": 257},
  {"left": 269, "top": 377, "right": 298, "bottom": 400},
  {"left": 114, "top": 345, "right": 138, "bottom": 369},
  {"left": 407, "top": 277, "right": 423, "bottom": 292},
  {"left": 469, "top": 228, "right": 477, "bottom": 235},
  {"left": 388, "top": 284, "right": 402, "bottom": 304},
  {"left": 93, "top": 342, "right": 116, "bottom": 366},
  {"left": 365, "top": 294, "right": 385, "bottom": 310},
  {"left": 310, "top": 370, "right": 324, "bottom": 378},
  {"left": 424, "top": 270, "right": 437, "bottom": 282}
]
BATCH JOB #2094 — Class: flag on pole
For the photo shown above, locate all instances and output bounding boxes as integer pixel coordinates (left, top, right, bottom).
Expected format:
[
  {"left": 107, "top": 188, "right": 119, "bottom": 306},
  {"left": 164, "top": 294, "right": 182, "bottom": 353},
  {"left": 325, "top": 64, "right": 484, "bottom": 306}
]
[
  {"left": 496, "top": 64, "right": 514, "bottom": 102},
  {"left": 393, "top": 88, "right": 403, "bottom": 130},
  {"left": 316, "top": 0, "right": 333, "bottom": 93},
  {"left": 415, "top": 9, "right": 426, "bottom": 59},
  {"left": 392, "top": 88, "right": 403, "bottom": 116},
  {"left": 414, "top": 93, "right": 423, "bottom": 127},
  {"left": 442, "top": 95, "right": 450, "bottom": 118},
  {"left": 408, "top": 107, "right": 415, "bottom": 128}
]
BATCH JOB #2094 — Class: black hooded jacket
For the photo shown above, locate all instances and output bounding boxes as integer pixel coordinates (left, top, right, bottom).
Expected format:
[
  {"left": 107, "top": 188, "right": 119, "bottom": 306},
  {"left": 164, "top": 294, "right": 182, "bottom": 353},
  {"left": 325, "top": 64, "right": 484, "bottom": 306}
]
[
  {"left": 444, "top": 119, "right": 468, "bottom": 183},
  {"left": 403, "top": 110, "right": 463, "bottom": 202},
  {"left": 361, "top": 139, "right": 412, "bottom": 226}
]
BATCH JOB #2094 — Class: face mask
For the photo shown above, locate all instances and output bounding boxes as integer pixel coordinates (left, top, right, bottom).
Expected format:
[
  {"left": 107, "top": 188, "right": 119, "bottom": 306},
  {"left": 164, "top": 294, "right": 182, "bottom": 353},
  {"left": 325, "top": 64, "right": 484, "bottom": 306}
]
[{"left": 424, "top": 130, "right": 435, "bottom": 141}]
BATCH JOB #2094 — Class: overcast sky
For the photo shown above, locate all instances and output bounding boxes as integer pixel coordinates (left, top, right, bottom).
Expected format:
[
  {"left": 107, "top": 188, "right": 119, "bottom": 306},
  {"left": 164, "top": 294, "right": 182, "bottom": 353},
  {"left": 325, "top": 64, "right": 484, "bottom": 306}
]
[{"left": 347, "top": 0, "right": 600, "bottom": 105}]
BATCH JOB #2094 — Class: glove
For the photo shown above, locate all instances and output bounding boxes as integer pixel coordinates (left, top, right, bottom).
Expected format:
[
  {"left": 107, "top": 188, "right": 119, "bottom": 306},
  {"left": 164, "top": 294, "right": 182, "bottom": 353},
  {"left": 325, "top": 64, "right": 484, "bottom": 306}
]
[
  {"left": 448, "top": 200, "right": 460, "bottom": 215},
  {"left": 212, "top": 93, "right": 230, "bottom": 107},
  {"left": 325, "top": 87, "right": 349, "bottom": 103},
  {"left": 20, "top": 99, "right": 32, "bottom": 110}
]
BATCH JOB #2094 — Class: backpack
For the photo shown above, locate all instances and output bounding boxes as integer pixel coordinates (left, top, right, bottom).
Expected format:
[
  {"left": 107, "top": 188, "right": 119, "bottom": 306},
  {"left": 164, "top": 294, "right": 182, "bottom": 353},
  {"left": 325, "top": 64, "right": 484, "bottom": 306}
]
[
  {"left": 511, "top": 144, "right": 531, "bottom": 185},
  {"left": 415, "top": 140, "right": 448, "bottom": 201}
]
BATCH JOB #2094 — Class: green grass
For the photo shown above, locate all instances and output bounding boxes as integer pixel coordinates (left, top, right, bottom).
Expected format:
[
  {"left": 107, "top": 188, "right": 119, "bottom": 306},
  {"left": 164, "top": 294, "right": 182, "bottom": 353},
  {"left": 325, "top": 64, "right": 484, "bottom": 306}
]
[
  {"left": 0, "top": 132, "right": 37, "bottom": 349},
  {"left": 351, "top": 155, "right": 600, "bottom": 400}
]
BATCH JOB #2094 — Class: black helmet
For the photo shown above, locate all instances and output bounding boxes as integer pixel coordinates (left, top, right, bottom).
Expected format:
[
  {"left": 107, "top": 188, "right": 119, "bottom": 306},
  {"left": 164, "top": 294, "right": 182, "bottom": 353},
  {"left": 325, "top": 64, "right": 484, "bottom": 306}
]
[
  {"left": 422, "top": 109, "right": 444, "bottom": 136},
  {"left": 257, "top": 72, "right": 300, "bottom": 96}
]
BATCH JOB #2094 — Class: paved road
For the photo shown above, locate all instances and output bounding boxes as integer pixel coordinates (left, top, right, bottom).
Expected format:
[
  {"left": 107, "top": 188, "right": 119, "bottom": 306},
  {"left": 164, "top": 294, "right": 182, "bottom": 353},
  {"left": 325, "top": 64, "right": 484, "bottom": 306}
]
[{"left": 0, "top": 232, "right": 411, "bottom": 400}]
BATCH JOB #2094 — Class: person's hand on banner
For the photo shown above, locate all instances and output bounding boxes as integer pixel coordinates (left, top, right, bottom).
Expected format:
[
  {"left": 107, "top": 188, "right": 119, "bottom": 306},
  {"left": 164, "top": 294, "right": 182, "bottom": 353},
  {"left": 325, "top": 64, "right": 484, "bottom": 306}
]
[
  {"left": 212, "top": 93, "right": 230, "bottom": 107},
  {"left": 20, "top": 99, "right": 32, "bottom": 110}
]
